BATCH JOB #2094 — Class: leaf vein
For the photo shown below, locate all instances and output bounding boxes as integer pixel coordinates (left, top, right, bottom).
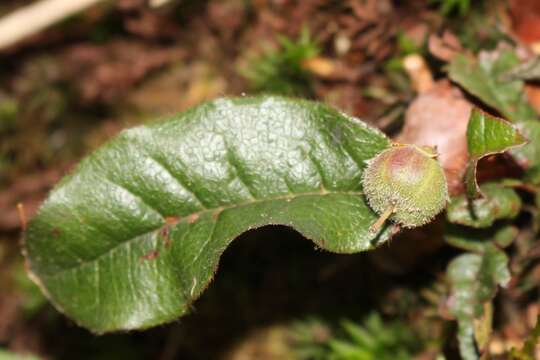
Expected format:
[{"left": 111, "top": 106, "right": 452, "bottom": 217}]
[
  {"left": 143, "top": 153, "right": 209, "bottom": 210},
  {"left": 224, "top": 145, "right": 257, "bottom": 200},
  {"left": 102, "top": 178, "right": 165, "bottom": 219}
]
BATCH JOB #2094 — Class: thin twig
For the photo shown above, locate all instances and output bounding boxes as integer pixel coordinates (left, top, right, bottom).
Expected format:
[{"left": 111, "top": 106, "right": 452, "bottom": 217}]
[
  {"left": 0, "top": 0, "right": 106, "bottom": 50},
  {"left": 17, "top": 203, "right": 27, "bottom": 232}
]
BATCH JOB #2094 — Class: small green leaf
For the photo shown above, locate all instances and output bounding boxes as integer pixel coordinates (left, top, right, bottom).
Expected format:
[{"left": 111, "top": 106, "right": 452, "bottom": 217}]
[
  {"left": 25, "top": 96, "right": 396, "bottom": 333},
  {"left": 465, "top": 109, "right": 526, "bottom": 198},
  {"left": 449, "top": 51, "right": 536, "bottom": 122},
  {"left": 445, "top": 223, "right": 518, "bottom": 253},
  {"left": 447, "top": 247, "right": 511, "bottom": 360},
  {"left": 467, "top": 111, "right": 527, "bottom": 158},
  {"left": 447, "top": 183, "right": 522, "bottom": 228}
]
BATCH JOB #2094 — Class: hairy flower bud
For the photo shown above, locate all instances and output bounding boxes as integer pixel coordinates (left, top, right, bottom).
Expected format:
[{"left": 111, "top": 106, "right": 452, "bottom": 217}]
[{"left": 362, "top": 144, "right": 448, "bottom": 229}]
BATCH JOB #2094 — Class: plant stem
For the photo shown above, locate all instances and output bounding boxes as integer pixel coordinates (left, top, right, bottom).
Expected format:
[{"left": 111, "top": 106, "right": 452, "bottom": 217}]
[{"left": 370, "top": 206, "right": 394, "bottom": 233}]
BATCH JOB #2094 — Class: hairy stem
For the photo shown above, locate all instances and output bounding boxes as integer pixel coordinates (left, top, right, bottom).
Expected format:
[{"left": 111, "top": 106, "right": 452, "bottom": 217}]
[{"left": 370, "top": 206, "right": 394, "bottom": 233}]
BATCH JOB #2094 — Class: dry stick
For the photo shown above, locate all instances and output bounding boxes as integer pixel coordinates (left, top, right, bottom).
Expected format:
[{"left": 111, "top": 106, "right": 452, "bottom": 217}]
[
  {"left": 403, "top": 54, "right": 434, "bottom": 93},
  {"left": 0, "top": 0, "right": 106, "bottom": 50}
]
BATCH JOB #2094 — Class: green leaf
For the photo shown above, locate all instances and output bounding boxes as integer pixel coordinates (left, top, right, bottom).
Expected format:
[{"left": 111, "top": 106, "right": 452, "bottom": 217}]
[
  {"left": 447, "top": 247, "right": 511, "bottom": 360},
  {"left": 511, "top": 120, "right": 540, "bottom": 184},
  {"left": 25, "top": 96, "right": 395, "bottom": 333},
  {"left": 467, "top": 111, "right": 527, "bottom": 158},
  {"left": 448, "top": 51, "right": 537, "bottom": 122},
  {"left": 465, "top": 109, "right": 526, "bottom": 198},
  {"left": 504, "top": 56, "right": 540, "bottom": 81},
  {"left": 445, "top": 224, "right": 518, "bottom": 253},
  {"left": 447, "top": 183, "right": 522, "bottom": 228}
]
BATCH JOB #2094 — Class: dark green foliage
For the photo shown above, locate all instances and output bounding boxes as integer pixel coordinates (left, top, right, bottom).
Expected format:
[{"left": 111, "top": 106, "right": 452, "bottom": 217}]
[
  {"left": 445, "top": 108, "right": 529, "bottom": 360},
  {"left": 447, "top": 247, "right": 510, "bottom": 360}
]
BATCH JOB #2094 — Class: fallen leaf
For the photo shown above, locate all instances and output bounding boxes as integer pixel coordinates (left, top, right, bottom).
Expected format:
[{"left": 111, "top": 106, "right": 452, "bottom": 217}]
[{"left": 397, "top": 80, "right": 471, "bottom": 195}]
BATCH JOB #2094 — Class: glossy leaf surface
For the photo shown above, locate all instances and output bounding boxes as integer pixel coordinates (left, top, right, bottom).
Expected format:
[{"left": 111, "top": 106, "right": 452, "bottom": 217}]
[{"left": 25, "top": 96, "right": 395, "bottom": 333}]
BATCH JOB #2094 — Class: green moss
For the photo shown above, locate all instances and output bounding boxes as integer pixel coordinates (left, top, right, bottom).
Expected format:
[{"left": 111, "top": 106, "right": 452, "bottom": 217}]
[
  {"left": 290, "top": 314, "right": 423, "bottom": 360},
  {"left": 241, "top": 28, "right": 320, "bottom": 97}
]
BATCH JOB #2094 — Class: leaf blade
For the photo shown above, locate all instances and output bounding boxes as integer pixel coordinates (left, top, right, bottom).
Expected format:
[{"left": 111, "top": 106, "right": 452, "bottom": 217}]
[
  {"left": 447, "top": 182, "right": 522, "bottom": 228},
  {"left": 25, "top": 96, "right": 395, "bottom": 333},
  {"left": 448, "top": 51, "right": 536, "bottom": 123},
  {"left": 465, "top": 109, "right": 526, "bottom": 198}
]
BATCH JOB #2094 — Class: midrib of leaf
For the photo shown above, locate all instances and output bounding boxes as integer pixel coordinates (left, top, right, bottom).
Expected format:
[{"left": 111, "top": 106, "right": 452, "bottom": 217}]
[{"left": 43, "top": 188, "right": 365, "bottom": 278}]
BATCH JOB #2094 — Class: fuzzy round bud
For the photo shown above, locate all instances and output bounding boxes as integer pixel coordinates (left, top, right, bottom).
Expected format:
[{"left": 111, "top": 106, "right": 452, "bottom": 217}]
[{"left": 362, "top": 144, "right": 448, "bottom": 229}]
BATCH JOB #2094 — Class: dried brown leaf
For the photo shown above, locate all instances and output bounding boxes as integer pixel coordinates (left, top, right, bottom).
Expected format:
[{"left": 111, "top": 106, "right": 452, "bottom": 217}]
[{"left": 398, "top": 80, "right": 471, "bottom": 195}]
